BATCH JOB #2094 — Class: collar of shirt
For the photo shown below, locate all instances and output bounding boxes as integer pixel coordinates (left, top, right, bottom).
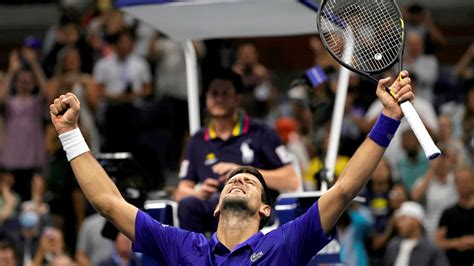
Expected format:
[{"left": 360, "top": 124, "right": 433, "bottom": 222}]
[
  {"left": 209, "top": 231, "right": 264, "bottom": 256},
  {"left": 204, "top": 111, "right": 250, "bottom": 141}
]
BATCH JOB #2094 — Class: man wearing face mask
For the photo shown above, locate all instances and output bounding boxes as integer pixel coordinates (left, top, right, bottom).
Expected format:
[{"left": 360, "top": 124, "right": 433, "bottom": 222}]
[{"left": 9, "top": 201, "right": 51, "bottom": 266}]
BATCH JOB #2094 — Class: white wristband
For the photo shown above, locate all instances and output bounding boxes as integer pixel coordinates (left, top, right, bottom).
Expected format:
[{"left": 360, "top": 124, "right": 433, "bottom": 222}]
[{"left": 58, "top": 128, "right": 90, "bottom": 161}]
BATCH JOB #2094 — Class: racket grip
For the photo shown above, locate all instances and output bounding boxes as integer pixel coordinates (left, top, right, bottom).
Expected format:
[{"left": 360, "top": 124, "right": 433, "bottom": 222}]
[{"left": 400, "top": 101, "right": 441, "bottom": 160}]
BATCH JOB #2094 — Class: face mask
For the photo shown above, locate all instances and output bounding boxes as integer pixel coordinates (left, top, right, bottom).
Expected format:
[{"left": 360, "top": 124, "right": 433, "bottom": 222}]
[{"left": 19, "top": 211, "right": 39, "bottom": 229}]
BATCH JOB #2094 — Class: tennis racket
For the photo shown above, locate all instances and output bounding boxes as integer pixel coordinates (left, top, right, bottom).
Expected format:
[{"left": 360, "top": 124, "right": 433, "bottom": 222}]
[{"left": 316, "top": 0, "right": 441, "bottom": 160}]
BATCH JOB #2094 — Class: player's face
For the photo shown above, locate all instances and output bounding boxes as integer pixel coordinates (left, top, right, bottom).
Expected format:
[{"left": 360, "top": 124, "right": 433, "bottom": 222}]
[
  {"left": 215, "top": 173, "right": 270, "bottom": 220},
  {"left": 222, "top": 173, "right": 262, "bottom": 203},
  {"left": 206, "top": 79, "right": 240, "bottom": 118}
]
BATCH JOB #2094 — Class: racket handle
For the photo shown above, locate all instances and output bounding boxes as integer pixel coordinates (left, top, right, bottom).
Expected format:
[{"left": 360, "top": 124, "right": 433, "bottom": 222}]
[{"left": 399, "top": 101, "right": 441, "bottom": 160}]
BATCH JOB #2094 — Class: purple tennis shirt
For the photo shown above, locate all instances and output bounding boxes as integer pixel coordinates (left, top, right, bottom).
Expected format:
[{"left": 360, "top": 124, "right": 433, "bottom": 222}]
[{"left": 133, "top": 202, "right": 335, "bottom": 265}]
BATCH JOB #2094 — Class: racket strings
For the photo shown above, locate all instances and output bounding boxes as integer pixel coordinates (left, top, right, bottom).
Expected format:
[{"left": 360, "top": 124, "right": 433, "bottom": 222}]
[
  {"left": 353, "top": 1, "right": 401, "bottom": 70},
  {"left": 319, "top": 0, "right": 403, "bottom": 73}
]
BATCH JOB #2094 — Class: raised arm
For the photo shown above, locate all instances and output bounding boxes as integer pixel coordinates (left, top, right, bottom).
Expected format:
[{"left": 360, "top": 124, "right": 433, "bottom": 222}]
[
  {"left": 49, "top": 93, "right": 138, "bottom": 241},
  {"left": 0, "top": 51, "right": 21, "bottom": 102},
  {"left": 318, "top": 71, "right": 414, "bottom": 235},
  {"left": 22, "top": 48, "right": 47, "bottom": 92}
]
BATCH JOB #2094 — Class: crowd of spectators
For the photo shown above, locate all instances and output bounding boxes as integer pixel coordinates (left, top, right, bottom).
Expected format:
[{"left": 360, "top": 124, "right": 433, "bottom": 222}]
[{"left": 0, "top": 1, "right": 472, "bottom": 265}]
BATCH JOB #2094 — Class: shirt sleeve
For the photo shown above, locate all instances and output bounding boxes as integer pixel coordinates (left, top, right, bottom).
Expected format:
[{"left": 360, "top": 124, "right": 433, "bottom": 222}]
[
  {"left": 133, "top": 210, "right": 205, "bottom": 264},
  {"left": 259, "top": 126, "right": 292, "bottom": 168},
  {"left": 279, "top": 202, "right": 336, "bottom": 265},
  {"left": 178, "top": 138, "right": 199, "bottom": 183}
]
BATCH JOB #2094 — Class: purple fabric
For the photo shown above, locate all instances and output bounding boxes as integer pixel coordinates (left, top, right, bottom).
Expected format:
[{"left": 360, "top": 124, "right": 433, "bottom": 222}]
[
  {"left": 368, "top": 113, "right": 400, "bottom": 148},
  {"left": 1, "top": 95, "right": 45, "bottom": 169},
  {"left": 133, "top": 202, "right": 336, "bottom": 265}
]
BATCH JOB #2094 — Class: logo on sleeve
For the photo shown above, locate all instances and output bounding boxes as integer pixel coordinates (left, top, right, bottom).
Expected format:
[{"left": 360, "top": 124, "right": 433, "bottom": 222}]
[
  {"left": 275, "top": 145, "right": 292, "bottom": 164},
  {"left": 179, "top": 160, "right": 190, "bottom": 178},
  {"left": 240, "top": 141, "right": 255, "bottom": 164},
  {"left": 250, "top": 251, "right": 264, "bottom": 263}
]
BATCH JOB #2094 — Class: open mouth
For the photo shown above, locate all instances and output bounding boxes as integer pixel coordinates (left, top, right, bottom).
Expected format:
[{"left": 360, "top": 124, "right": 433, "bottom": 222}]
[{"left": 229, "top": 187, "right": 246, "bottom": 194}]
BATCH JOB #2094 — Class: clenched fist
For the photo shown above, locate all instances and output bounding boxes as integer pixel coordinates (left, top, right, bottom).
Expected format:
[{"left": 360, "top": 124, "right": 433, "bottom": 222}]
[{"left": 49, "top": 93, "right": 80, "bottom": 135}]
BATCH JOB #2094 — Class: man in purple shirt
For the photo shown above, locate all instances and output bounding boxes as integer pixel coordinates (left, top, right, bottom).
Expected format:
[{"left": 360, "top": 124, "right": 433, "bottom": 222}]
[{"left": 48, "top": 70, "right": 414, "bottom": 265}]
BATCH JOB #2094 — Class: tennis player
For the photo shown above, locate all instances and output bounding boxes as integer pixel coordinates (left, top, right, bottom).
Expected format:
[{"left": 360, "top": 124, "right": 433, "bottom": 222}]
[{"left": 49, "top": 71, "right": 413, "bottom": 265}]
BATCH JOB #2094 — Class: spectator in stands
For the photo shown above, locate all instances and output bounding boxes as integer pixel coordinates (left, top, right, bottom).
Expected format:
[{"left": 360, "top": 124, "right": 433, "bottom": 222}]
[
  {"left": 98, "top": 232, "right": 141, "bottom": 266},
  {"left": 0, "top": 48, "right": 47, "bottom": 201},
  {"left": 32, "top": 227, "right": 67, "bottom": 266},
  {"left": 0, "top": 241, "right": 17, "bottom": 266},
  {"left": 232, "top": 43, "right": 273, "bottom": 118},
  {"left": 175, "top": 69, "right": 299, "bottom": 233},
  {"left": 274, "top": 117, "right": 310, "bottom": 187},
  {"left": 337, "top": 203, "right": 373, "bottom": 266},
  {"left": 9, "top": 200, "right": 51, "bottom": 266},
  {"left": 369, "top": 182, "right": 410, "bottom": 266},
  {"left": 437, "top": 114, "right": 470, "bottom": 168},
  {"left": 462, "top": 87, "right": 474, "bottom": 165},
  {"left": 75, "top": 213, "right": 114, "bottom": 266},
  {"left": 435, "top": 167, "right": 474, "bottom": 266},
  {"left": 42, "top": 17, "right": 94, "bottom": 77},
  {"left": 396, "top": 129, "right": 429, "bottom": 192},
  {"left": 0, "top": 172, "right": 19, "bottom": 227},
  {"left": 87, "top": 9, "right": 128, "bottom": 60},
  {"left": 308, "top": 37, "right": 339, "bottom": 75},
  {"left": 93, "top": 27, "right": 152, "bottom": 152},
  {"left": 148, "top": 33, "right": 206, "bottom": 170},
  {"left": 383, "top": 201, "right": 449, "bottom": 266},
  {"left": 304, "top": 121, "right": 350, "bottom": 190},
  {"left": 363, "top": 159, "right": 393, "bottom": 235},
  {"left": 403, "top": 4, "right": 446, "bottom": 54},
  {"left": 404, "top": 31, "right": 439, "bottom": 103},
  {"left": 411, "top": 147, "right": 459, "bottom": 240},
  {"left": 453, "top": 43, "right": 473, "bottom": 88}
]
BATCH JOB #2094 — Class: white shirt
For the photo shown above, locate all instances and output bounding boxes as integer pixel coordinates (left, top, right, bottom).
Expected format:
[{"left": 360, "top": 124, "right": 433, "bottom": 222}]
[
  {"left": 405, "top": 55, "right": 439, "bottom": 103},
  {"left": 417, "top": 172, "right": 458, "bottom": 240},
  {"left": 394, "top": 239, "right": 418, "bottom": 266},
  {"left": 93, "top": 54, "right": 151, "bottom": 97}
]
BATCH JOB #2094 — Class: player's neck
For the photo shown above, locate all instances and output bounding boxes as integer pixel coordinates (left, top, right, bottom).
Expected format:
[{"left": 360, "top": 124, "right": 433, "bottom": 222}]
[{"left": 216, "top": 211, "right": 260, "bottom": 251}]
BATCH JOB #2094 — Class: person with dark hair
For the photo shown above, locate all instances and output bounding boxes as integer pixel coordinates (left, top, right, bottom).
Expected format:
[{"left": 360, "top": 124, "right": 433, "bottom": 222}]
[
  {"left": 175, "top": 68, "right": 299, "bottom": 233},
  {"left": 0, "top": 48, "right": 47, "bottom": 201},
  {"left": 47, "top": 69, "right": 414, "bottom": 264},
  {"left": 0, "top": 241, "right": 17, "bottom": 266}
]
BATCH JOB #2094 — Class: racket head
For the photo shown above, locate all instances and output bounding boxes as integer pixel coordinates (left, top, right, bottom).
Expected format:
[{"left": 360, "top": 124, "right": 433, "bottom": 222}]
[{"left": 316, "top": 0, "right": 405, "bottom": 76}]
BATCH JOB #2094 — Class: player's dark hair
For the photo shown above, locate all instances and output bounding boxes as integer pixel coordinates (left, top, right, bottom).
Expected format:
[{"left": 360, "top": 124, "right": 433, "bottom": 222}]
[{"left": 226, "top": 166, "right": 272, "bottom": 229}]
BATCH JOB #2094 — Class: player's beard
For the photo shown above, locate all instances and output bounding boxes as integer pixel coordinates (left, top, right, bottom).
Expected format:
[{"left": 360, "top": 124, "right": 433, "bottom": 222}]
[{"left": 221, "top": 197, "right": 255, "bottom": 218}]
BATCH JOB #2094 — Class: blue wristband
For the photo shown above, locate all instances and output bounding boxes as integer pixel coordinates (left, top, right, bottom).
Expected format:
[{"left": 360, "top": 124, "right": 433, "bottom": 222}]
[{"left": 368, "top": 113, "right": 400, "bottom": 147}]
